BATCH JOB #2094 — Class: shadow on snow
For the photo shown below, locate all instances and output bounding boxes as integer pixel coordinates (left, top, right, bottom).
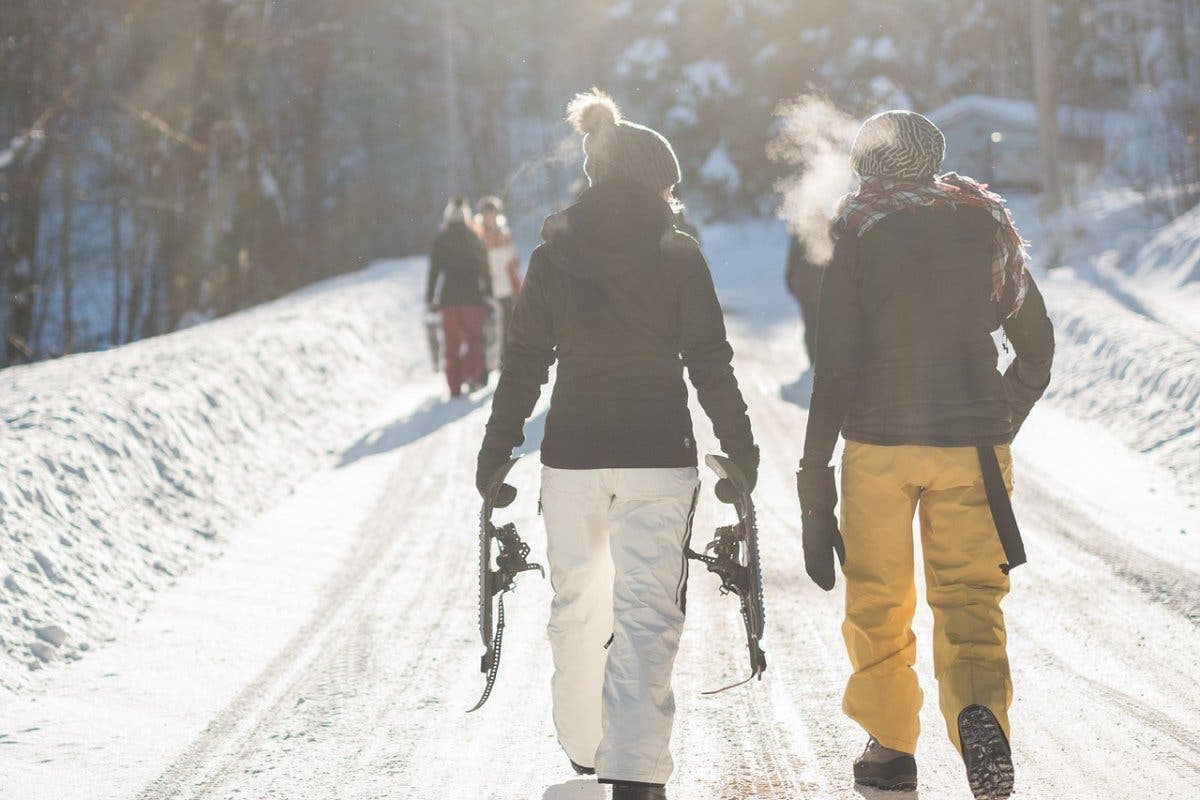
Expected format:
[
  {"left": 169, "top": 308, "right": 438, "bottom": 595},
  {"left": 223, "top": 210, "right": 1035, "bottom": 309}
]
[
  {"left": 337, "top": 390, "right": 550, "bottom": 469},
  {"left": 779, "top": 366, "right": 814, "bottom": 410},
  {"left": 542, "top": 779, "right": 606, "bottom": 800},
  {"left": 338, "top": 392, "right": 490, "bottom": 467},
  {"left": 856, "top": 785, "right": 920, "bottom": 800}
]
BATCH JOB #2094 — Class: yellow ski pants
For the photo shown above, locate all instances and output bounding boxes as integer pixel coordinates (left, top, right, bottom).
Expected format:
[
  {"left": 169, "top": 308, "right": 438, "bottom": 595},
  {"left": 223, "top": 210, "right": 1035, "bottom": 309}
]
[{"left": 839, "top": 442, "right": 1014, "bottom": 754}]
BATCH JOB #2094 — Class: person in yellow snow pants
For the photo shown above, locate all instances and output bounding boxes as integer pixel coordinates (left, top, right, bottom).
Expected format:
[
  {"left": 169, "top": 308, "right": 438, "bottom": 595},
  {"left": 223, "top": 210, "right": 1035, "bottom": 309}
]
[
  {"left": 839, "top": 442, "right": 1013, "bottom": 756},
  {"left": 794, "top": 110, "right": 1055, "bottom": 800}
]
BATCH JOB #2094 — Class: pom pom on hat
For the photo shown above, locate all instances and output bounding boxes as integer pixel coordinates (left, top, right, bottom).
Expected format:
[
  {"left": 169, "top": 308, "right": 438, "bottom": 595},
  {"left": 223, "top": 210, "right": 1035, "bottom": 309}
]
[
  {"left": 564, "top": 88, "right": 680, "bottom": 193},
  {"left": 566, "top": 88, "right": 621, "bottom": 136}
]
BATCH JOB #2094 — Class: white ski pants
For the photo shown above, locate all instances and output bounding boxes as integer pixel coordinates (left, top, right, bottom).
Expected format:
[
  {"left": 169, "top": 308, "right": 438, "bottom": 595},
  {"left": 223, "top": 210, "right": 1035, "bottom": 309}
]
[{"left": 540, "top": 465, "right": 700, "bottom": 786}]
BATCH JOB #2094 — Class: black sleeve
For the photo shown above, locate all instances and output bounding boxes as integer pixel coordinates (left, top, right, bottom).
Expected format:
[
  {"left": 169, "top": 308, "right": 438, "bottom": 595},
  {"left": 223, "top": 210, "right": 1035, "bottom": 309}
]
[
  {"left": 800, "top": 234, "right": 862, "bottom": 468},
  {"left": 480, "top": 247, "right": 557, "bottom": 457},
  {"left": 785, "top": 235, "right": 803, "bottom": 296},
  {"left": 1001, "top": 273, "right": 1055, "bottom": 435},
  {"left": 678, "top": 243, "right": 756, "bottom": 465},
  {"left": 426, "top": 236, "right": 443, "bottom": 306}
]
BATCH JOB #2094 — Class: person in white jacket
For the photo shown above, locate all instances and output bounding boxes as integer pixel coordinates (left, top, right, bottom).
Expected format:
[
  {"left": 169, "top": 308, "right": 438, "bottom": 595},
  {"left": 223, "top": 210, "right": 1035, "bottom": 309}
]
[{"left": 476, "top": 196, "right": 522, "bottom": 356}]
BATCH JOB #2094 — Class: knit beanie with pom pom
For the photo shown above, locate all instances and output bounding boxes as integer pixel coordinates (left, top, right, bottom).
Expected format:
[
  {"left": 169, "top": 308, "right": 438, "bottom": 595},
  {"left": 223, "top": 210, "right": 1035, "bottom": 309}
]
[{"left": 566, "top": 88, "right": 681, "bottom": 193}]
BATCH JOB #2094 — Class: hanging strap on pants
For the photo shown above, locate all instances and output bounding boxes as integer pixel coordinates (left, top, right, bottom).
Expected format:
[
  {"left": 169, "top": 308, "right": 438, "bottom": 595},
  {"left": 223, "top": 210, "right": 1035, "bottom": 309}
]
[{"left": 976, "top": 446, "right": 1026, "bottom": 574}]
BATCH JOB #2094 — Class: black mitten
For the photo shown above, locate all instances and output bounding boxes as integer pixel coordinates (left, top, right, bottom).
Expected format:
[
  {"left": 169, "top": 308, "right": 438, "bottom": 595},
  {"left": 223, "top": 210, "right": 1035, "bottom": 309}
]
[
  {"left": 796, "top": 465, "right": 846, "bottom": 591},
  {"left": 715, "top": 446, "right": 760, "bottom": 504},
  {"left": 476, "top": 449, "right": 516, "bottom": 508}
]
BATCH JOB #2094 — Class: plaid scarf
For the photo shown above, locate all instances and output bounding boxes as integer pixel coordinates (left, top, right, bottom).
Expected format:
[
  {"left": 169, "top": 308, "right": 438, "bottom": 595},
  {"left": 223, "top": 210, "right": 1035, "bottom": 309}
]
[{"left": 835, "top": 172, "right": 1029, "bottom": 317}]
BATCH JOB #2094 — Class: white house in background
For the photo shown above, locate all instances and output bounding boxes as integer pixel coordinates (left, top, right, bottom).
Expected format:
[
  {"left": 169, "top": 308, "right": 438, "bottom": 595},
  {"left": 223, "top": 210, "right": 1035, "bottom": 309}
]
[{"left": 925, "top": 94, "right": 1135, "bottom": 193}]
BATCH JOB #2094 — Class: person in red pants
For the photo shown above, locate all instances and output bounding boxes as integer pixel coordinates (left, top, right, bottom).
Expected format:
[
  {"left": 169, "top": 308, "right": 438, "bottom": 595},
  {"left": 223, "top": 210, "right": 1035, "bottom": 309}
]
[{"left": 428, "top": 197, "right": 492, "bottom": 397}]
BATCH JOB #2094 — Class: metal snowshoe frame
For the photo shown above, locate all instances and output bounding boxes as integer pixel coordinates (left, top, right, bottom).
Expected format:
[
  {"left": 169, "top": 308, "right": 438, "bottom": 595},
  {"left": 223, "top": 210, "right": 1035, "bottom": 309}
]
[
  {"left": 468, "top": 457, "right": 543, "bottom": 712},
  {"left": 686, "top": 453, "right": 767, "bottom": 694}
]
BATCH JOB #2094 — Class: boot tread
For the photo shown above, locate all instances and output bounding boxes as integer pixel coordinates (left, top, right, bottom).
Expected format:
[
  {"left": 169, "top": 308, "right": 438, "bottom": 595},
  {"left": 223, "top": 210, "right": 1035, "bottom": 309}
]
[{"left": 958, "top": 704, "right": 1015, "bottom": 800}]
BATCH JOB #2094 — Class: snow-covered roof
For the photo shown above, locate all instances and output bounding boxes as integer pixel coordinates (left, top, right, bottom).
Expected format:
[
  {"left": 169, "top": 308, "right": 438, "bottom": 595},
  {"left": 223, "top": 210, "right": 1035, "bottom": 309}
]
[
  {"left": 699, "top": 142, "right": 740, "bottom": 191},
  {"left": 926, "top": 94, "right": 1136, "bottom": 141}
]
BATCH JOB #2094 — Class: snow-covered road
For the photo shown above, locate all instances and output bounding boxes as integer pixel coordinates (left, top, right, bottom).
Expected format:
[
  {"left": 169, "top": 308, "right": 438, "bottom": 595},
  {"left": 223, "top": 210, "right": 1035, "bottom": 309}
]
[{"left": 3, "top": 243, "right": 1199, "bottom": 799}]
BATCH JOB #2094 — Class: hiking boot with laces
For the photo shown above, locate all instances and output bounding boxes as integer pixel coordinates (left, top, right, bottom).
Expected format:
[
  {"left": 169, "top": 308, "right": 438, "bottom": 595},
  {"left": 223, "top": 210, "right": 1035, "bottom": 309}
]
[{"left": 853, "top": 736, "right": 918, "bottom": 791}]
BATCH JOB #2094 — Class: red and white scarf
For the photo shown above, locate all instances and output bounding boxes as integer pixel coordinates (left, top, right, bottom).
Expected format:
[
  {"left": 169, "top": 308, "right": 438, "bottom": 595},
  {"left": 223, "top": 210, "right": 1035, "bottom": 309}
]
[{"left": 835, "top": 172, "right": 1029, "bottom": 317}]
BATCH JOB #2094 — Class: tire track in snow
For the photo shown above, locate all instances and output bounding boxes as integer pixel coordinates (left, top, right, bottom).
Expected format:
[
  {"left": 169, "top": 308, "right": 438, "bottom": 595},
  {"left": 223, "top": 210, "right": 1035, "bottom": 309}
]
[
  {"left": 1018, "top": 477, "right": 1200, "bottom": 624},
  {"left": 134, "top": 391, "right": 491, "bottom": 799}
]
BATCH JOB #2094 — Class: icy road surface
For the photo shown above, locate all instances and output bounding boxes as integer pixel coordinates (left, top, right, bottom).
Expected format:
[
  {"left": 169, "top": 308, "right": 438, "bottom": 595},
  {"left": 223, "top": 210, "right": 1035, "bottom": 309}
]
[{"left": 3, "top": 238, "right": 1199, "bottom": 799}]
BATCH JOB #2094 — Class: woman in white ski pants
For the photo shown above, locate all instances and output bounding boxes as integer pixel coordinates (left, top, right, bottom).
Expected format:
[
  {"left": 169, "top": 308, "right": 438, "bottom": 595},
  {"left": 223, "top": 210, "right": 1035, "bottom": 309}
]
[
  {"left": 475, "top": 89, "right": 757, "bottom": 799},
  {"left": 541, "top": 466, "right": 699, "bottom": 784}
]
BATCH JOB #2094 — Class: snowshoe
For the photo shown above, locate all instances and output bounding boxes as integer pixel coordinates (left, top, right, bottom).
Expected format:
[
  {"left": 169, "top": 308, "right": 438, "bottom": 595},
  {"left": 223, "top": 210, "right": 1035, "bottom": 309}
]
[
  {"left": 686, "top": 454, "right": 767, "bottom": 693},
  {"left": 958, "top": 704, "right": 1014, "bottom": 800},
  {"left": 610, "top": 782, "right": 666, "bottom": 800},
  {"left": 467, "top": 458, "right": 543, "bottom": 712},
  {"left": 853, "top": 737, "right": 918, "bottom": 792},
  {"left": 569, "top": 758, "right": 595, "bottom": 776}
]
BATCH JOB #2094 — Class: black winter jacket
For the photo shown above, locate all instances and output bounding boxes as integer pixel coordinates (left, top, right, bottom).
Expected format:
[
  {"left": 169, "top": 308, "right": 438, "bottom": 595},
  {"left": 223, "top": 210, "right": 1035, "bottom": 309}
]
[
  {"left": 801, "top": 204, "right": 1055, "bottom": 467},
  {"left": 426, "top": 222, "right": 490, "bottom": 307},
  {"left": 480, "top": 180, "right": 756, "bottom": 470}
]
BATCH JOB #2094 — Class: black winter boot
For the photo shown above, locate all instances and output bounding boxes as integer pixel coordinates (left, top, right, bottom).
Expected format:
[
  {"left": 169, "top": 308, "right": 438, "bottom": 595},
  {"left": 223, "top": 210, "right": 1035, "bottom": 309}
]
[
  {"left": 853, "top": 736, "right": 918, "bottom": 791},
  {"left": 610, "top": 781, "right": 666, "bottom": 799},
  {"left": 569, "top": 758, "right": 595, "bottom": 776},
  {"left": 957, "top": 704, "right": 1014, "bottom": 800}
]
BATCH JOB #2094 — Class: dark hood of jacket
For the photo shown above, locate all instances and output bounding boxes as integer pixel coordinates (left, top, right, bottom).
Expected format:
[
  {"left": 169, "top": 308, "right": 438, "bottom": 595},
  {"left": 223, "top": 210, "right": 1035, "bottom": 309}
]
[{"left": 540, "top": 179, "right": 676, "bottom": 280}]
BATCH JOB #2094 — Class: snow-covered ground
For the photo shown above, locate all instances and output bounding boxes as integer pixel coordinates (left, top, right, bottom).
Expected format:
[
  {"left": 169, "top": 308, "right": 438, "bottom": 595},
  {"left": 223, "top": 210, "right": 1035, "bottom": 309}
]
[
  {"left": 1, "top": 207, "right": 1199, "bottom": 799},
  {"left": 0, "top": 260, "right": 430, "bottom": 692}
]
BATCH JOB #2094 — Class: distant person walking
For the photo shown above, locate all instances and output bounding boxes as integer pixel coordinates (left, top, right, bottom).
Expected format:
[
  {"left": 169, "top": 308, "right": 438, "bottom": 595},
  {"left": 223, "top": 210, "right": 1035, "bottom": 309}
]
[
  {"left": 785, "top": 234, "right": 823, "bottom": 364},
  {"left": 428, "top": 197, "right": 492, "bottom": 398},
  {"left": 795, "top": 111, "right": 1054, "bottom": 800},
  {"left": 475, "top": 196, "right": 523, "bottom": 355}
]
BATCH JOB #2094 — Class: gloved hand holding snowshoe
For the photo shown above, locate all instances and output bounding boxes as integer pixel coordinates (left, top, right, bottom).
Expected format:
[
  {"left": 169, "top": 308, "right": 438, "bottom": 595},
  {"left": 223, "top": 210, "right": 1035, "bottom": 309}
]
[
  {"left": 715, "top": 445, "right": 759, "bottom": 504},
  {"left": 476, "top": 448, "right": 517, "bottom": 508},
  {"left": 796, "top": 464, "right": 845, "bottom": 591}
]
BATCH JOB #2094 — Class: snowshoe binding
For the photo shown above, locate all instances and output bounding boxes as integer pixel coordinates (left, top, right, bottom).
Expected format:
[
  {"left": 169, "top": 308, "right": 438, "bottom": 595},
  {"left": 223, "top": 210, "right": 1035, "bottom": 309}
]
[
  {"left": 853, "top": 737, "right": 918, "bottom": 792},
  {"left": 686, "top": 454, "right": 767, "bottom": 694},
  {"left": 467, "top": 458, "right": 543, "bottom": 712},
  {"left": 958, "top": 704, "right": 1014, "bottom": 800}
]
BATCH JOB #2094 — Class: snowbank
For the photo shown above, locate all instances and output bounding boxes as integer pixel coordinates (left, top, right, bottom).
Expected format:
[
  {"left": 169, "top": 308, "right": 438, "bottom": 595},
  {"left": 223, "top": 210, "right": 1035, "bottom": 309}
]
[
  {"left": 0, "top": 259, "right": 427, "bottom": 693},
  {"left": 1038, "top": 270, "right": 1199, "bottom": 493},
  {"left": 1132, "top": 203, "right": 1200, "bottom": 289},
  {"left": 1007, "top": 192, "right": 1200, "bottom": 498}
]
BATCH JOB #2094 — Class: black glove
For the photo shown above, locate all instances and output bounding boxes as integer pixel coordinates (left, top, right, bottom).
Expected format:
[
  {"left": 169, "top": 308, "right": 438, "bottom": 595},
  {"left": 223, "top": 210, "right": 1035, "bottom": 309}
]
[
  {"left": 796, "top": 465, "right": 845, "bottom": 591},
  {"left": 715, "top": 446, "right": 759, "bottom": 504},
  {"left": 476, "top": 448, "right": 516, "bottom": 508}
]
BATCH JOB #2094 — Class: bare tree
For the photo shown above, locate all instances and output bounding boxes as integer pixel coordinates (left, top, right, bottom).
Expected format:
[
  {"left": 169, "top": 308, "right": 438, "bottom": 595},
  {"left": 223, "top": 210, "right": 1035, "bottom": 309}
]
[
  {"left": 58, "top": 143, "right": 76, "bottom": 354},
  {"left": 1031, "top": 0, "right": 1064, "bottom": 213}
]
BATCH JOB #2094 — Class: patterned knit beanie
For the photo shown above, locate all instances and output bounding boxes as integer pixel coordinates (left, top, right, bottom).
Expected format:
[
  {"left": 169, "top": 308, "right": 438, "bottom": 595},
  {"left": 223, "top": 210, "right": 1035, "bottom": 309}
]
[
  {"left": 566, "top": 88, "right": 682, "bottom": 193},
  {"left": 850, "top": 110, "right": 946, "bottom": 181}
]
